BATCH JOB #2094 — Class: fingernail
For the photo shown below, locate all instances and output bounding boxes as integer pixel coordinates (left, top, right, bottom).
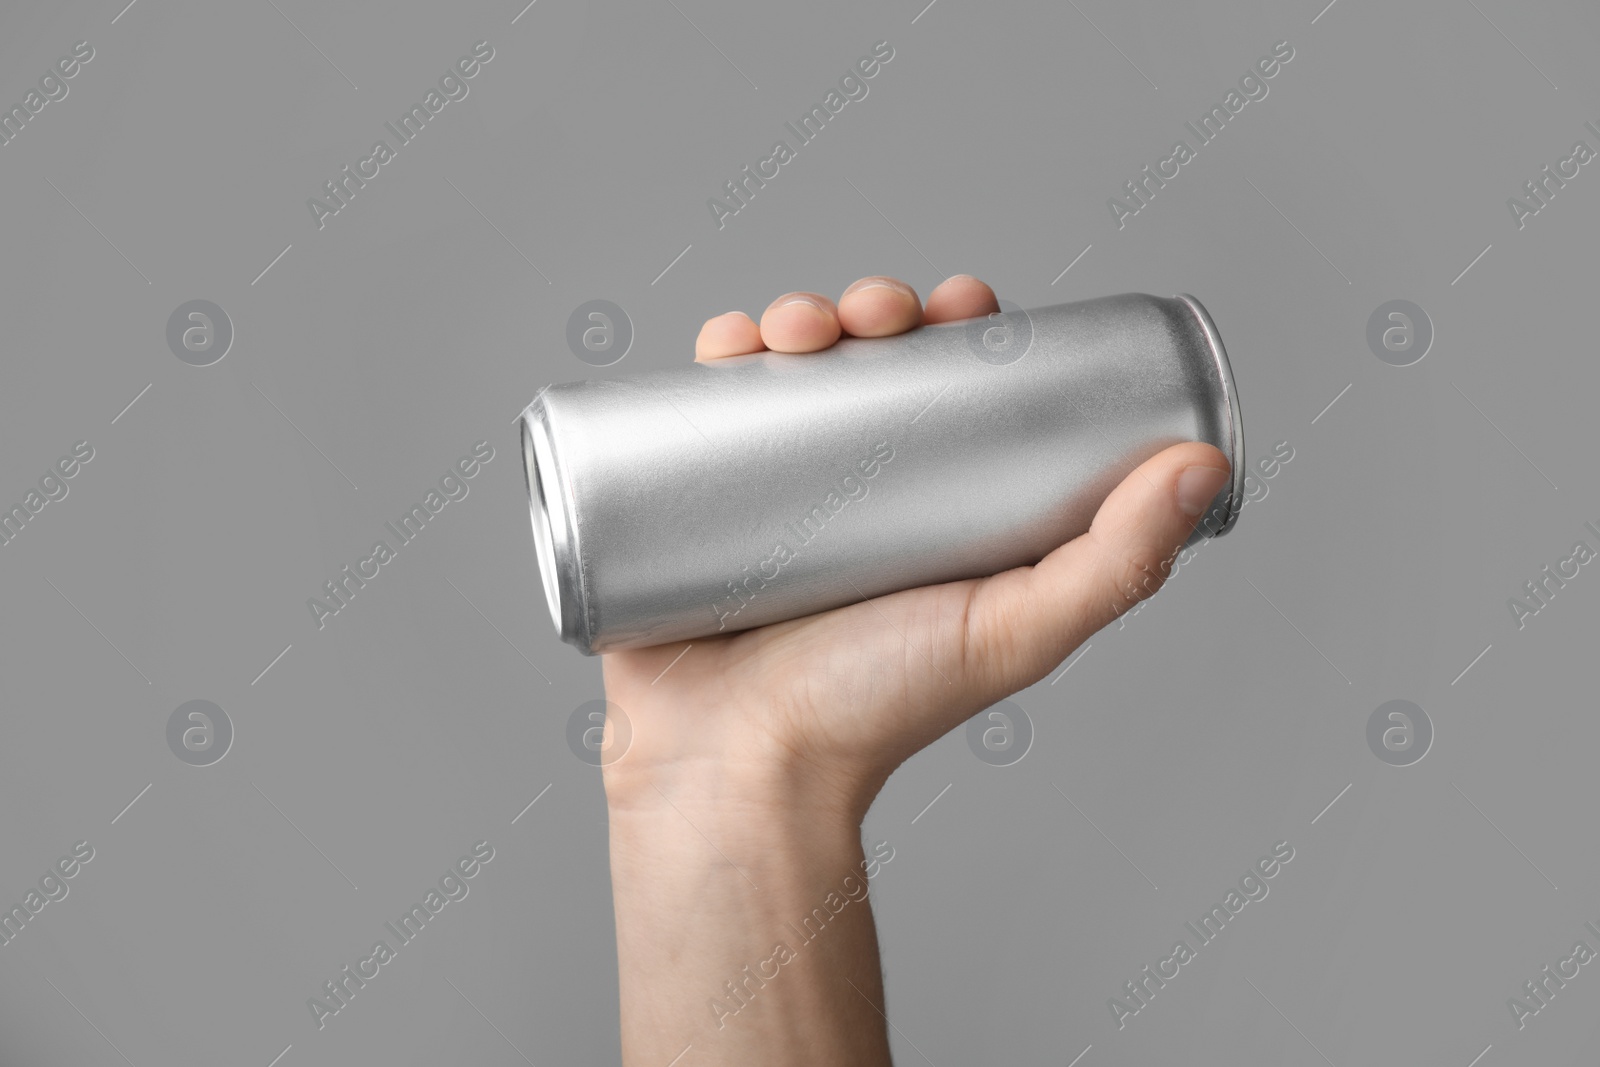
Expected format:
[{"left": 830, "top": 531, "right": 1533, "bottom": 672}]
[
  {"left": 842, "top": 278, "right": 902, "bottom": 297},
  {"left": 944, "top": 274, "right": 977, "bottom": 284},
  {"left": 780, "top": 295, "right": 823, "bottom": 310},
  {"left": 720, "top": 310, "right": 751, "bottom": 320},
  {"left": 1176, "top": 466, "right": 1230, "bottom": 517}
]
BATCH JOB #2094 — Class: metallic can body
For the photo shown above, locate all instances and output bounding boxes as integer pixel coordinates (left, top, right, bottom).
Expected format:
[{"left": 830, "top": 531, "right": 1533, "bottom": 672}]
[{"left": 521, "top": 293, "right": 1244, "bottom": 655}]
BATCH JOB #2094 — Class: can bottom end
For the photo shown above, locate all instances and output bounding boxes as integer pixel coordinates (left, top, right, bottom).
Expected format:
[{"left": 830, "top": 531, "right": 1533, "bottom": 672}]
[{"left": 1176, "top": 294, "right": 1246, "bottom": 539}]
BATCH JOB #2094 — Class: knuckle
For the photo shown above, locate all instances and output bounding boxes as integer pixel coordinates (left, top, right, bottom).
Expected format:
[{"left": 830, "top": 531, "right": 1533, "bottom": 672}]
[{"left": 1107, "top": 542, "right": 1177, "bottom": 613}]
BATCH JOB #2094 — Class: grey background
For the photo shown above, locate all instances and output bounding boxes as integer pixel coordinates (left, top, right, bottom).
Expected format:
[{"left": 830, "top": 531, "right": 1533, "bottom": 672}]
[{"left": 1, "top": 0, "right": 1595, "bottom": 1063}]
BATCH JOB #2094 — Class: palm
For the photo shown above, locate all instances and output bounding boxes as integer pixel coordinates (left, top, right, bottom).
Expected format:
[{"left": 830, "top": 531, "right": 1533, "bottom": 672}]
[{"left": 604, "top": 575, "right": 985, "bottom": 787}]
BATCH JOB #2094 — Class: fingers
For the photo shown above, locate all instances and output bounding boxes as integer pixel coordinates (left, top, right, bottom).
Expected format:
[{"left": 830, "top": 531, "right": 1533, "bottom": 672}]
[
  {"left": 760, "top": 292, "right": 842, "bottom": 353},
  {"left": 697, "top": 275, "right": 995, "bottom": 362},
  {"left": 695, "top": 311, "right": 764, "bottom": 361},
  {"left": 924, "top": 275, "right": 999, "bottom": 324},
  {"left": 837, "top": 276, "right": 922, "bottom": 337},
  {"left": 961, "top": 442, "right": 1233, "bottom": 688},
  {"left": 697, "top": 291, "right": 851, "bottom": 361}
]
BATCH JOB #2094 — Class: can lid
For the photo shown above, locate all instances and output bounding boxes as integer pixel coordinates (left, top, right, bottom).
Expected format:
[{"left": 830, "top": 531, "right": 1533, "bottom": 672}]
[{"left": 1175, "top": 294, "right": 1245, "bottom": 537}]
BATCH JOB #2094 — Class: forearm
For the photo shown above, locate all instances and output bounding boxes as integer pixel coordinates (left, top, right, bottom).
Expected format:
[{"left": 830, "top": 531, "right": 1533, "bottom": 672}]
[{"left": 608, "top": 777, "right": 894, "bottom": 1066}]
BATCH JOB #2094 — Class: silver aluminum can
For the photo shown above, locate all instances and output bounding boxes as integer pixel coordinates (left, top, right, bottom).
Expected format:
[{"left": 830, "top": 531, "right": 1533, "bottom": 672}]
[{"left": 520, "top": 293, "right": 1244, "bottom": 655}]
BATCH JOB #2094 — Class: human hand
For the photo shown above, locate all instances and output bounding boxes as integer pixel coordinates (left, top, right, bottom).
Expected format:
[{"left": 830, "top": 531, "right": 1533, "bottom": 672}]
[{"left": 600, "top": 274, "right": 1233, "bottom": 823}]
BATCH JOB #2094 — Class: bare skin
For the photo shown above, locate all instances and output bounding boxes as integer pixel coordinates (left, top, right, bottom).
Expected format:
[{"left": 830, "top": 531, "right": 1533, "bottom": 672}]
[{"left": 603, "top": 275, "right": 1232, "bottom": 1065}]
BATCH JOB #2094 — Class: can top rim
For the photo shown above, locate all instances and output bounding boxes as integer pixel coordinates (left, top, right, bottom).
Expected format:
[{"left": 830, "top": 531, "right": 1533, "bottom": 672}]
[{"left": 521, "top": 400, "right": 595, "bottom": 653}]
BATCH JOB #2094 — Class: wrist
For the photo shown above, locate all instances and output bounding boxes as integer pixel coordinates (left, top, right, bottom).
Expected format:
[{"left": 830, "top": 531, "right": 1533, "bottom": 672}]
[
  {"left": 601, "top": 734, "right": 883, "bottom": 829},
  {"left": 604, "top": 753, "right": 869, "bottom": 836}
]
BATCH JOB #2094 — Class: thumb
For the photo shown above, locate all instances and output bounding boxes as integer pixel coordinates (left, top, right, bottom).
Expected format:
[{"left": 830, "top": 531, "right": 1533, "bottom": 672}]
[{"left": 962, "top": 442, "right": 1232, "bottom": 691}]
